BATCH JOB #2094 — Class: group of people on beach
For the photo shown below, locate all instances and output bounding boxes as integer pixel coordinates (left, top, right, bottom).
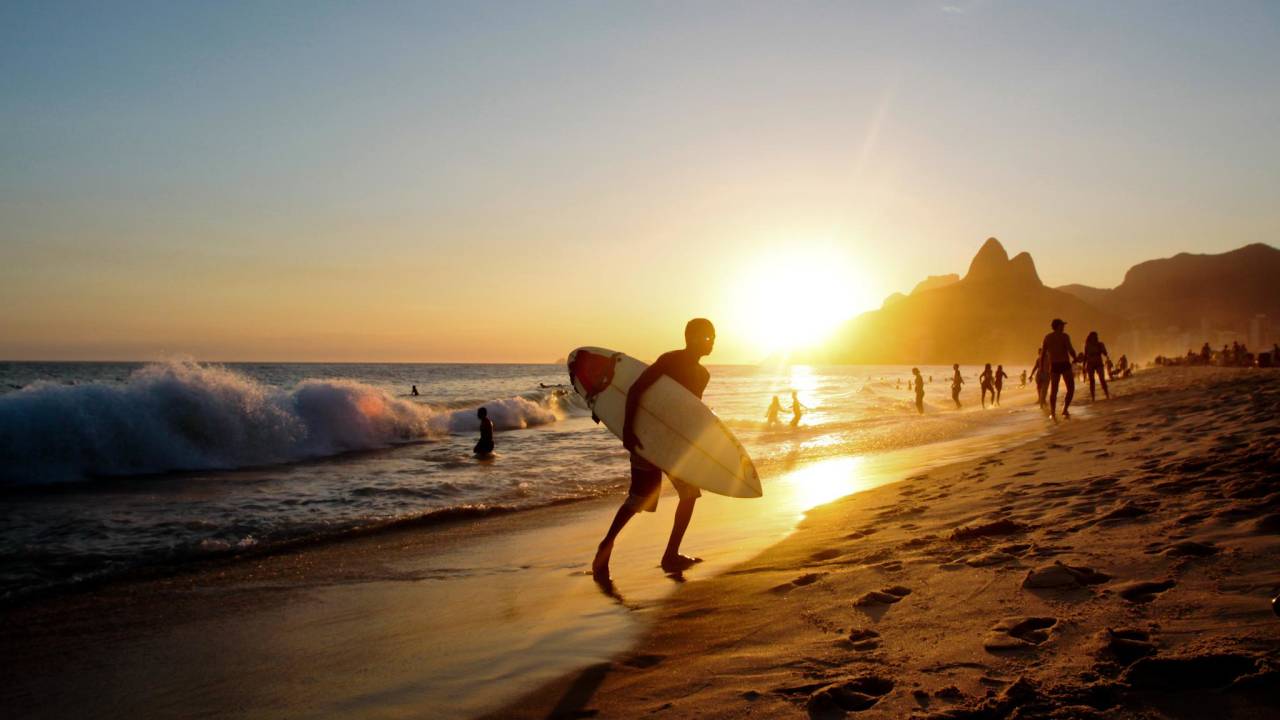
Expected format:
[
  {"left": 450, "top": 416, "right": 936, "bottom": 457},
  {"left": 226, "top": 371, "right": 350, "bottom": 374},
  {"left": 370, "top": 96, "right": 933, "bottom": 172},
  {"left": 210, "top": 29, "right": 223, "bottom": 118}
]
[{"left": 1154, "top": 340, "right": 1277, "bottom": 369}]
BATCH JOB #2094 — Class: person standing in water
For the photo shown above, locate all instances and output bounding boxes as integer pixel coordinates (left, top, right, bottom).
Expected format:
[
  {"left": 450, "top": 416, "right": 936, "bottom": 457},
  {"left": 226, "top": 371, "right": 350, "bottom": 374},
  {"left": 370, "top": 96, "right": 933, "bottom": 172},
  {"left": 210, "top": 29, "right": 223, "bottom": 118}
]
[
  {"left": 593, "top": 318, "right": 715, "bottom": 581},
  {"left": 789, "top": 390, "right": 806, "bottom": 428},
  {"left": 1031, "top": 348, "right": 1050, "bottom": 408},
  {"left": 473, "top": 407, "right": 494, "bottom": 457},
  {"left": 994, "top": 365, "right": 1009, "bottom": 406},
  {"left": 765, "top": 395, "right": 783, "bottom": 427},
  {"left": 912, "top": 367, "right": 925, "bottom": 414},
  {"left": 979, "top": 363, "right": 995, "bottom": 409},
  {"left": 1041, "top": 318, "right": 1078, "bottom": 420},
  {"left": 1020, "top": 369, "right": 1027, "bottom": 388},
  {"left": 950, "top": 364, "right": 964, "bottom": 409},
  {"left": 1083, "top": 331, "right": 1111, "bottom": 401},
  {"left": 410, "top": 384, "right": 420, "bottom": 396}
]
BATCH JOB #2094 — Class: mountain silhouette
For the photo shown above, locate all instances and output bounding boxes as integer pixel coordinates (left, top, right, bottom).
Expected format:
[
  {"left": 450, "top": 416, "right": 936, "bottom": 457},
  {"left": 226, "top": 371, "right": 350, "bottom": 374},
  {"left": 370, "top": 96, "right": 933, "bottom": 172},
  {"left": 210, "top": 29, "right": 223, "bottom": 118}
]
[
  {"left": 1056, "top": 243, "right": 1280, "bottom": 337},
  {"left": 819, "top": 238, "right": 1120, "bottom": 364}
]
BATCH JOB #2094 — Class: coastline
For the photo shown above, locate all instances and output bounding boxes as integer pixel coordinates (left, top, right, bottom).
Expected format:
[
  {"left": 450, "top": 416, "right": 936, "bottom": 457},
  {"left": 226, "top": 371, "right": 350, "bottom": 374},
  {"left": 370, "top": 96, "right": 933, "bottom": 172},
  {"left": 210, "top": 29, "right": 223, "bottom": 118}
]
[
  {"left": 490, "top": 367, "right": 1280, "bottom": 719},
  {"left": 2, "top": 380, "right": 1051, "bottom": 719}
]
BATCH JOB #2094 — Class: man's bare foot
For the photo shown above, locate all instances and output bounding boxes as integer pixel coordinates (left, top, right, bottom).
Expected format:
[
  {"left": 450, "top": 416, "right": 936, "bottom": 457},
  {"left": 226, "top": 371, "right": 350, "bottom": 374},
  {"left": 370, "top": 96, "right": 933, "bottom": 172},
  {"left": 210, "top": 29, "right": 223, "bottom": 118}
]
[
  {"left": 661, "top": 553, "right": 703, "bottom": 572},
  {"left": 592, "top": 542, "right": 613, "bottom": 581},
  {"left": 1063, "top": 410, "right": 1071, "bottom": 419}
]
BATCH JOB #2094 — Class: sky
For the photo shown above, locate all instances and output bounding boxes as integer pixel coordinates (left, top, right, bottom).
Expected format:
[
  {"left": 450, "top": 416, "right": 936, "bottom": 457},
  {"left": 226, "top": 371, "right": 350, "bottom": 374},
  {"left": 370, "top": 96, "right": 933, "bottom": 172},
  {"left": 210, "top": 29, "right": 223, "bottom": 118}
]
[{"left": 2, "top": 1, "right": 1278, "bottom": 363}]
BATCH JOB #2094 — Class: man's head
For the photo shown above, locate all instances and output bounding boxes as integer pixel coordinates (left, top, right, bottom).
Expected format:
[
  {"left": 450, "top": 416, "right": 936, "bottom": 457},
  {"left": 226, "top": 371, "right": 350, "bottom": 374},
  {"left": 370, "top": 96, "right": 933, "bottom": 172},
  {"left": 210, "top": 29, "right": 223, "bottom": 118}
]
[
  {"left": 1051, "top": 318, "right": 1066, "bottom": 331},
  {"left": 912, "top": 367, "right": 920, "bottom": 376},
  {"left": 684, "top": 318, "right": 716, "bottom": 356},
  {"left": 953, "top": 363, "right": 959, "bottom": 370},
  {"left": 477, "top": 407, "right": 488, "bottom": 419}
]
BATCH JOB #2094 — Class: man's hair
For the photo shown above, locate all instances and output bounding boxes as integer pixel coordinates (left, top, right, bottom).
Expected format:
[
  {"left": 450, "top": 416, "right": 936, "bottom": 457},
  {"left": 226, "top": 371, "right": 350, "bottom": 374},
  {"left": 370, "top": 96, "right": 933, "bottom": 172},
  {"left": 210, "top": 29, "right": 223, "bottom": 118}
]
[{"left": 685, "top": 318, "right": 715, "bottom": 343}]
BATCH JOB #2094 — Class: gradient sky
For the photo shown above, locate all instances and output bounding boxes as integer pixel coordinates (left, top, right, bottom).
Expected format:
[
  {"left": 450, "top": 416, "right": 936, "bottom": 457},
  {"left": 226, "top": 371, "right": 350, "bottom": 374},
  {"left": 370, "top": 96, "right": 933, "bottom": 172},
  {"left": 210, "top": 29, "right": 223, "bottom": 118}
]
[{"left": 3, "top": 1, "right": 1278, "bottom": 363}]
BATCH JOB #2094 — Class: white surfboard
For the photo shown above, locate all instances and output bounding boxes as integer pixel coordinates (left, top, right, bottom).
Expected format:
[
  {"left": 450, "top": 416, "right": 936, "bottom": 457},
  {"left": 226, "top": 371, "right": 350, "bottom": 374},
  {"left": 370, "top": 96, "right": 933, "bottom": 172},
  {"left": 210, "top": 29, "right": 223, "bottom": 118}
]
[{"left": 567, "top": 347, "right": 762, "bottom": 498}]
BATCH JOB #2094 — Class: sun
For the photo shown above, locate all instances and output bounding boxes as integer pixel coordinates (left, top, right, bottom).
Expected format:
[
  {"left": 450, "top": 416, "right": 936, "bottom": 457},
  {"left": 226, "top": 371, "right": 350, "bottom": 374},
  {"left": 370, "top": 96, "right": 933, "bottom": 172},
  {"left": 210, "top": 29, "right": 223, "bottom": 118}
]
[{"left": 727, "top": 244, "right": 878, "bottom": 357}]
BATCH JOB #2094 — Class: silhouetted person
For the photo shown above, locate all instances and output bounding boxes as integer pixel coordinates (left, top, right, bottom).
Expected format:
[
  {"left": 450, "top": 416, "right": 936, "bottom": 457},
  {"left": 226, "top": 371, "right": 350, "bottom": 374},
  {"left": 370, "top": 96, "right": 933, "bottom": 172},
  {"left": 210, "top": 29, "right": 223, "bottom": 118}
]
[
  {"left": 765, "top": 395, "right": 783, "bottom": 427},
  {"left": 1042, "top": 318, "right": 1078, "bottom": 420},
  {"left": 1200, "top": 342, "right": 1212, "bottom": 364},
  {"left": 994, "top": 365, "right": 1008, "bottom": 405},
  {"left": 1083, "top": 331, "right": 1110, "bottom": 402},
  {"left": 1030, "top": 348, "right": 1049, "bottom": 408},
  {"left": 1020, "top": 369, "right": 1027, "bottom": 388},
  {"left": 912, "top": 367, "right": 925, "bottom": 414},
  {"left": 593, "top": 318, "right": 714, "bottom": 581},
  {"left": 979, "top": 363, "right": 995, "bottom": 409},
  {"left": 411, "top": 384, "right": 420, "bottom": 396},
  {"left": 950, "top": 364, "right": 964, "bottom": 409},
  {"left": 473, "top": 407, "right": 494, "bottom": 457},
  {"left": 789, "top": 390, "right": 805, "bottom": 428}
]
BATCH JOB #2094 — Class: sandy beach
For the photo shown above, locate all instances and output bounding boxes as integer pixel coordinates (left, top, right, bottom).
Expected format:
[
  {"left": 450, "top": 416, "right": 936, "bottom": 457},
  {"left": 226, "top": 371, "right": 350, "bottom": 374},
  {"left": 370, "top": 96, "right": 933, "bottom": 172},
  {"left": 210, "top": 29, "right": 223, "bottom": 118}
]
[{"left": 493, "top": 367, "right": 1280, "bottom": 719}]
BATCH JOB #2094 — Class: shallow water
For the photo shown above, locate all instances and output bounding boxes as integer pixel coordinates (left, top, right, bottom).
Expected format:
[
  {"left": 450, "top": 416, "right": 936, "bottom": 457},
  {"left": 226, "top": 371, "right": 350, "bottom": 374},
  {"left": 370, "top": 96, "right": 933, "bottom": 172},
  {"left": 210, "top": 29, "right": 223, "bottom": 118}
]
[{"left": 0, "top": 359, "right": 1030, "bottom": 601}]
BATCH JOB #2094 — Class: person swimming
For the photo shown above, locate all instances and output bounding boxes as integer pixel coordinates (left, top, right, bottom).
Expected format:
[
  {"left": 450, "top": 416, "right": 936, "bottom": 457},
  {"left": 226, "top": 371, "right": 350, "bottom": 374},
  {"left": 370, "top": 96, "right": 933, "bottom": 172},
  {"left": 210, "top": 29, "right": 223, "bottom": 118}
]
[
  {"left": 765, "top": 395, "right": 783, "bottom": 427},
  {"left": 950, "top": 364, "right": 964, "bottom": 409},
  {"left": 474, "top": 407, "right": 494, "bottom": 457},
  {"left": 411, "top": 384, "right": 420, "bottom": 396}
]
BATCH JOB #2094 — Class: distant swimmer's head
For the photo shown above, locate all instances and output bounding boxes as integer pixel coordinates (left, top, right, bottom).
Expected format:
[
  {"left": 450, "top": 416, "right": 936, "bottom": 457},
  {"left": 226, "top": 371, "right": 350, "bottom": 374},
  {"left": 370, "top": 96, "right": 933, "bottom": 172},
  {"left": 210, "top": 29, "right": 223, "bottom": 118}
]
[
  {"left": 1051, "top": 318, "right": 1066, "bottom": 330},
  {"left": 477, "top": 407, "right": 488, "bottom": 419},
  {"left": 684, "top": 318, "right": 716, "bottom": 356}
]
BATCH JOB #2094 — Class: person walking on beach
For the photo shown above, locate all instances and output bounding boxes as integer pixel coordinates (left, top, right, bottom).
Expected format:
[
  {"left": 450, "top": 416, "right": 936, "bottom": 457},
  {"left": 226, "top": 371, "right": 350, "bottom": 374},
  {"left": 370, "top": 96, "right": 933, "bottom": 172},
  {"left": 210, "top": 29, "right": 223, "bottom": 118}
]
[
  {"left": 1030, "top": 348, "right": 1050, "bottom": 408},
  {"left": 789, "top": 390, "right": 806, "bottom": 428},
  {"left": 1083, "top": 331, "right": 1111, "bottom": 401},
  {"left": 592, "top": 318, "right": 715, "bottom": 581},
  {"left": 979, "top": 363, "right": 995, "bottom": 409},
  {"left": 765, "top": 395, "right": 783, "bottom": 427},
  {"left": 1020, "top": 369, "right": 1027, "bottom": 388},
  {"left": 912, "top": 367, "right": 925, "bottom": 414},
  {"left": 950, "top": 364, "right": 964, "bottom": 409},
  {"left": 994, "top": 364, "right": 1009, "bottom": 405},
  {"left": 1042, "top": 318, "right": 1078, "bottom": 420},
  {"left": 473, "top": 407, "right": 495, "bottom": 457}
]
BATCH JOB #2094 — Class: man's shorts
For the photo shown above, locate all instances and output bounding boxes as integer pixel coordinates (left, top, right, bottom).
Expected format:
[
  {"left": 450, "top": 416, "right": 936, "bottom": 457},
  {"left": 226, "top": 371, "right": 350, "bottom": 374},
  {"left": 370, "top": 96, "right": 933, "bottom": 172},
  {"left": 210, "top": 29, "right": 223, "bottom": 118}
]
[
  {"left": 1050, "top": 361, "right": 1073, "bottom": 375},
  {"left": 625, "top": 453, "right": 701, "bottom": 513}
]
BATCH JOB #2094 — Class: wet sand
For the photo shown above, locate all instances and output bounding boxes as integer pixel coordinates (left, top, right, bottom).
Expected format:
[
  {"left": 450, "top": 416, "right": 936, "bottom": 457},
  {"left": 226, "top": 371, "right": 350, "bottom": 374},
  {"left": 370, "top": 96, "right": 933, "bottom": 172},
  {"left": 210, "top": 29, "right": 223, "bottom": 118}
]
[
  {"left": 492, "top": 367, "right": 1280, "bottom": 719},
  {"left": 1, "top": 396, "right": 1046, "bottom": 719}
]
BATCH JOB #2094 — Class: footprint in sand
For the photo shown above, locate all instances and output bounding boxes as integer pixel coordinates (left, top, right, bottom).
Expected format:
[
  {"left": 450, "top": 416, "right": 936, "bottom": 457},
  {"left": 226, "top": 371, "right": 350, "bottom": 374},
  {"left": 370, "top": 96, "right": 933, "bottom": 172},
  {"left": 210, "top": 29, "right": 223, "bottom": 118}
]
[
  {"left": 810, "top": 548, "right": 843, "bottom": 562},
  {"left": 846, "top": 628, "right": 882, "bottom": 651},
  {"left": 983, "top": 616, "right": 1058, "bottom": 651},
  {"left": 805, "top": 675, "right": 895, "bottom": 716},
  {"left": 1161, "top": 540, "right": 1219, "bottom": 557},
  {"left": 1121, "top": 653, "right": 1265, "bottom": 691},
  {"left": 853, "top": 586, "right": 912, "bottom": 606},
  {"left": 772, "top": 572, "right": 826, "bottom": 594},
  {"left": 1095, "top": 627, "right": 1157, "bottom": 666},
  {"left": 1116, "top": 579, "right": 1176, "bottom": 604}
]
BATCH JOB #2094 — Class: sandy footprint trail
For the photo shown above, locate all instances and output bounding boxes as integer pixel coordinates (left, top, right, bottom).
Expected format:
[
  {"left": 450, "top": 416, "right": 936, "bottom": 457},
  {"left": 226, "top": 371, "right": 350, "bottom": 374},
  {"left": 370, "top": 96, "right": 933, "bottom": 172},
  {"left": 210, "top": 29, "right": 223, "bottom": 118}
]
[{"left": 494, "top": 368, "right": 1280, "bottom": 719}]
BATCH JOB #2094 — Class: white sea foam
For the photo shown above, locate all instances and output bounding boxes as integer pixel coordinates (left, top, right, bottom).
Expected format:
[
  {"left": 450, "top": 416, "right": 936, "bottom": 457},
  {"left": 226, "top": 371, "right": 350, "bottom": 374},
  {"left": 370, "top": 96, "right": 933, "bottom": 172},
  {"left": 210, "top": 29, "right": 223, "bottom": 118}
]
[{"left": 0, "top": 360, "right": 573, "bottom": 484}]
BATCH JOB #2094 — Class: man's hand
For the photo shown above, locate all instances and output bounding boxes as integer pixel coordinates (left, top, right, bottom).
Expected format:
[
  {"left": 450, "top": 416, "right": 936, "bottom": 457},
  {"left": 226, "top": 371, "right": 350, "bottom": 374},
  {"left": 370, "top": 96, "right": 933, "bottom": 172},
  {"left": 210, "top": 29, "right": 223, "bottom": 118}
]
[{"left": 623, "top": 426, "right": 643, "bottom": 453}]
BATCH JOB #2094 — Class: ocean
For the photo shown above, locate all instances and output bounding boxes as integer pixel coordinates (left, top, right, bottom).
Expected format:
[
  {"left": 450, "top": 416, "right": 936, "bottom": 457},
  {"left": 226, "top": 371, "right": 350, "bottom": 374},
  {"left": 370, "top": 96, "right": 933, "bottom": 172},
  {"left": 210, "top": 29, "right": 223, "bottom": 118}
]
[{"left": 0, "top": 359, "right": 1029, "bottom": 603}]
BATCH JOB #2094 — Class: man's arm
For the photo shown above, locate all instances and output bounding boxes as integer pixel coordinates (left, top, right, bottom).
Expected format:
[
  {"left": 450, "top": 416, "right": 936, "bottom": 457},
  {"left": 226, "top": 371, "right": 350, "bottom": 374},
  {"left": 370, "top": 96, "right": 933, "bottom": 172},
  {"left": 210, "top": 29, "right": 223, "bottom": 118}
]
[{"left": 623, "top": 360, "right": 666, "bottom": 451}]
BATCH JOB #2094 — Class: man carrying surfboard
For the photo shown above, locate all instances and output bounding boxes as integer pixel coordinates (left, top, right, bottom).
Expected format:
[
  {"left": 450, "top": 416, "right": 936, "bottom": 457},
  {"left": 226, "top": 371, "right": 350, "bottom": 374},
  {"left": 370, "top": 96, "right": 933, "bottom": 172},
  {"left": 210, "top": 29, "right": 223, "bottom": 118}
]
[{"left": 591, "top": 318, "right": 716, "bottom": 581}]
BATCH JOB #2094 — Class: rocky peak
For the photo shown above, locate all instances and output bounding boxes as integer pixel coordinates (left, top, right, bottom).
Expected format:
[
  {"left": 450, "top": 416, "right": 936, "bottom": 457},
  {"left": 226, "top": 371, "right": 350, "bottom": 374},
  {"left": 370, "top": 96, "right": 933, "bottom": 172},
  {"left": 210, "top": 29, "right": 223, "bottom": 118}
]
[{"left": 963, "top": 238, "right": 1043, "bottom": 287}]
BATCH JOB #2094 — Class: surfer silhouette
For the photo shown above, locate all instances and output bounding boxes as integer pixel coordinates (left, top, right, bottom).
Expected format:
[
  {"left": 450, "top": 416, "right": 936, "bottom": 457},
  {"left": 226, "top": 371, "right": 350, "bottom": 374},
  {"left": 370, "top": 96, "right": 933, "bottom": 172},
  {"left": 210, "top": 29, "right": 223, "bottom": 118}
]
[
  {"left": 473, "top": 407, "right": 494, "bottom": 457},
  {"left": 766, "top": 395, "right": 783, "bottom": 426},
  {"left": 592, "top": 318, "right": 715, "bottom": 581}
]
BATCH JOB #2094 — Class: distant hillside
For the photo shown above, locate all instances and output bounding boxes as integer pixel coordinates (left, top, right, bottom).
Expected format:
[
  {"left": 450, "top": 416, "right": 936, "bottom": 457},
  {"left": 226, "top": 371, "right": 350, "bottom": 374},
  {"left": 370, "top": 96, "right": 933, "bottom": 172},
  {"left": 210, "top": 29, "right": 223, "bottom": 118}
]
[
  {"left": 1056, "top": 243, "right": 1280, "bottom": 334},
  {"left": 819, "top": 238, "right": 1121, "bottom": 365}
]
